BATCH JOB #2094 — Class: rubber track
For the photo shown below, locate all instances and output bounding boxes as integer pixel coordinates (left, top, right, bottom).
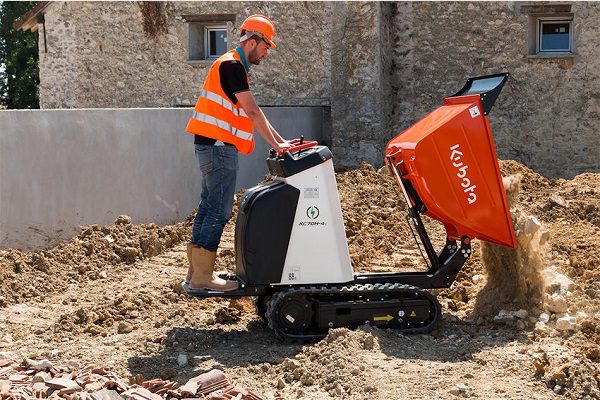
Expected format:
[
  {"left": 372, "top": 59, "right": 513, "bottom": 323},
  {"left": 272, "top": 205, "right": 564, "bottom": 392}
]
[{"left": 265, "top": 283, "right": 441, "bottom": 342}]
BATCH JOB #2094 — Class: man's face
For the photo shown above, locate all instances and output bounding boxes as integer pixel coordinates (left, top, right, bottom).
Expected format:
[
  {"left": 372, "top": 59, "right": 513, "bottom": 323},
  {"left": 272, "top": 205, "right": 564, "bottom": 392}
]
[{"left": 248, "top": 39, "right": 271, "bottom": 65}]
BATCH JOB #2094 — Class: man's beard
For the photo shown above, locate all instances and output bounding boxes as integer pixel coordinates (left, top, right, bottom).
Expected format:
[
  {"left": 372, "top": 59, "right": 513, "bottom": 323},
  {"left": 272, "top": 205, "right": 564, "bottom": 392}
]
[{"left": 248, "top": 47, "right": 262, "bottom": 65}]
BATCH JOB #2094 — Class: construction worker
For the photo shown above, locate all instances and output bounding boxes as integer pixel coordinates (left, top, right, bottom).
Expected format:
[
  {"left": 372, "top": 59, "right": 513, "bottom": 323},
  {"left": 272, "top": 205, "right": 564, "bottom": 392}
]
[{"left": 184, "top": 15, "right": 291, "bottom": 292}]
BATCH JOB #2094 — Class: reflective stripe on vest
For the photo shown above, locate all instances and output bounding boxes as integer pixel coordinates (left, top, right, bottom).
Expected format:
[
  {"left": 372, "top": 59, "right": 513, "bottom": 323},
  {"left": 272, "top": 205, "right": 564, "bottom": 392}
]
[
  {"left": 199, "top": 89, "right": 248, "bottom": 118},
  {"left": 191, "top": 110, "right": 253, "bottom": 141},
  {"left": 186, "top": 49, "right": 254, "bottom": 153}
]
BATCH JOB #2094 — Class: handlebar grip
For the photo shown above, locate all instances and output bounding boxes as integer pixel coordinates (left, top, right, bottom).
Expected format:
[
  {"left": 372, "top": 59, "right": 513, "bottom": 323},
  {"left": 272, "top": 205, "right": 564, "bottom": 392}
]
[{"left": 277, "top": 140, "right": 318, "bottom": 158}]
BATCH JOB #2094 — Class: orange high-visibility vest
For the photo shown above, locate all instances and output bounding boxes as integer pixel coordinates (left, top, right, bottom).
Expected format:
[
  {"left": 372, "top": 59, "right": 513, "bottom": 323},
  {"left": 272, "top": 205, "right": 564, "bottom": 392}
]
[{"left": 186, "top": 50, "right": 254, "bottom": 154}]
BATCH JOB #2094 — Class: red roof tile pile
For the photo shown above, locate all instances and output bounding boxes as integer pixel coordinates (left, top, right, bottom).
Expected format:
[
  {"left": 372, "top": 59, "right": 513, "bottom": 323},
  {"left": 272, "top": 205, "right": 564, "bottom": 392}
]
[{"left": 0, "top": 358, "right": 267, "bottom": 400}]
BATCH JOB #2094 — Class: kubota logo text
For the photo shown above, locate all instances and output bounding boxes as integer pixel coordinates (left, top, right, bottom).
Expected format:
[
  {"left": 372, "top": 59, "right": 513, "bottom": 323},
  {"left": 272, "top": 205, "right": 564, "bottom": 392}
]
[{"left": 450, "top": 144, "right": 477, "bottom": 205}]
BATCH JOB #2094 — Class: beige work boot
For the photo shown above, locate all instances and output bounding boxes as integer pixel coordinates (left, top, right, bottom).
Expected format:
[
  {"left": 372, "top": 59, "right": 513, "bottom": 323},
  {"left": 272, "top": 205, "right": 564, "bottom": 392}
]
[
  {"left": 185, "top": 242, "right": 193, "bottom": 283},
  {"left": 189, "top": 246, "right": 239, "bottom": 291},
  {"left": 185, "top": 242, "right": 228, "bottom": 283}
]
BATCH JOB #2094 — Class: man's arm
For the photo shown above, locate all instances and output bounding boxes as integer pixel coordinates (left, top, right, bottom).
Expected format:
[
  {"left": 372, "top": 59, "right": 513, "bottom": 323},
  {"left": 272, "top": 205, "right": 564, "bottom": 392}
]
[
  {"left": 267, "top": 120, "right": 285, "bottom": 144},
  {"left": 236, "top": 91, "right": 290, "bottom": 152}
]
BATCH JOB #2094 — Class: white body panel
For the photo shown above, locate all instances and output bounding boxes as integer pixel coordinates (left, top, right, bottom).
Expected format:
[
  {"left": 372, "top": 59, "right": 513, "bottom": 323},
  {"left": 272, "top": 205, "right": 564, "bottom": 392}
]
[{"left": 278, "top": 159, "right": 354, "bottom": 284}]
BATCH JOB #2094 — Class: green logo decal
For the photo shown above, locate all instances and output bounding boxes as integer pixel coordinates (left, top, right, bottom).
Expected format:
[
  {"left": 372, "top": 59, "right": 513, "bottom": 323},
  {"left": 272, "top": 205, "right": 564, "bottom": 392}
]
[{"left": 306, "top": 206, "right": 320, "bottom": 219}]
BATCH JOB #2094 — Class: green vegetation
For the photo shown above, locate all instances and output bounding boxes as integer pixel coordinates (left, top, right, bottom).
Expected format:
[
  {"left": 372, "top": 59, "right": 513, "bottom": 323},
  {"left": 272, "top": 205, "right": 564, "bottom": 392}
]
[{"left": 0, "top": 1, "right": 39, "bottom": 109}]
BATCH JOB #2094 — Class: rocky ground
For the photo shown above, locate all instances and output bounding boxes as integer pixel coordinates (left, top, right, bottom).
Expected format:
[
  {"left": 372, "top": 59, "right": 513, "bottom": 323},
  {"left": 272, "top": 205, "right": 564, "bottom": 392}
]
[{"left": 0, "top": 160, "right": 598, "bottom": 399}]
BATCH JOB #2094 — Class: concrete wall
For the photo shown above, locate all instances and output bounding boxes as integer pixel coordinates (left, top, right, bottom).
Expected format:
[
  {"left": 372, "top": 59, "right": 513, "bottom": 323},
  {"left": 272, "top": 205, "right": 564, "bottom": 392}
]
[{"left": 0, "top": 107, "right": 325, "bottom": 250}]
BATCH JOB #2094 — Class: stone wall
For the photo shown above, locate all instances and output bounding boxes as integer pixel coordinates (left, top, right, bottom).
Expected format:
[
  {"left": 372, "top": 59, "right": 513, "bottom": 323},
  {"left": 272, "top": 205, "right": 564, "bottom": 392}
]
[
  {"left": 390, "top": 1, "right": 600, "bottom": 178},
  {"left": 329, "top": 2, "right": 387, "bottom": 167},
  {"left": 39, "top": 1, "right": 333, "bottom": 109},
  {"left": 35, "top": 1, "right": 600, "bottom": 178}
]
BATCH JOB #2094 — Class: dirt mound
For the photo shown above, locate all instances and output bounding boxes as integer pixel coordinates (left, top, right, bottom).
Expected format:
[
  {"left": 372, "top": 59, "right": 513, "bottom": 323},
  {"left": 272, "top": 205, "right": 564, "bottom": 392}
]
[
  {"left": 264, "top": 327, "right": 380, "bottom": 397},
  {"left": 537, "top": 174, "right": 600, "bottom": 227},
  {"left": 1, "top": 159, "right": 599, "bottom": 400},
  {"left": 530, "top": 320, "right": 600, "bottom": 399},
  {"left": 499, "top": 160, "right": 553, "bottom": 200},
  {"left": 0, "top": 215, "right": 192, "bottom": 308},
  {"left": 336, "top": 163, "right": 445, "bottom": 273},
  {"left": 500, "top": 160, "right": 600, "bottom": 227}
]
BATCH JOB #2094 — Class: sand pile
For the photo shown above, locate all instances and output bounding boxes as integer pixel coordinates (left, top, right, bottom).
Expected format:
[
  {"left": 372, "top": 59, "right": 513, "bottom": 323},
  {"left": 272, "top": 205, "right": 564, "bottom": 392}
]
[
  {"left": 263, "top": 327, "right": 380, "bottom": 398},
  {"left": 336, "top": 163, "right": 445, "bottom": 273},
  {"left": 0, "top": 215, "right": 192, "bottom": 308},
  {"left": 1, "top": 158, "right": 599, "bottom": 400}
]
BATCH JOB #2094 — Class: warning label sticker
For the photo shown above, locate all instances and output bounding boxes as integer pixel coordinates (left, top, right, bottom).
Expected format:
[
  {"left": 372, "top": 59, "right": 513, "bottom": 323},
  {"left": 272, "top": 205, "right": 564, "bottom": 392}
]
[
  {"left": 469, "top": 106, "right": 481, "bottom": 118},
  {"left": 304, "top": 188, "right": 319, "bottom": 199}
]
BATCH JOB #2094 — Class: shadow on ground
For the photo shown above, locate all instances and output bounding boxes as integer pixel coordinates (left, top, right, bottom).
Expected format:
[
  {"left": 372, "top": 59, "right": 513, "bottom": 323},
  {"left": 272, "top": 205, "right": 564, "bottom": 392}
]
[
  {"left": 374, "top": 318, "right": 530, "bottom": 363},
  {"left": 128, "top": 316, "right": 530, "bottom": 384},
  {"left": 127, "top": 319, "right": 302, "bottom": 383}
]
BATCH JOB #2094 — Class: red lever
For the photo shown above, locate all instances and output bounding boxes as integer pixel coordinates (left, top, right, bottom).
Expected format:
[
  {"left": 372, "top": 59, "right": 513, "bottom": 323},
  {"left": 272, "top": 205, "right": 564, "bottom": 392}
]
[{"left": 277, "top": 138, "right": 318, "bottom": 157}]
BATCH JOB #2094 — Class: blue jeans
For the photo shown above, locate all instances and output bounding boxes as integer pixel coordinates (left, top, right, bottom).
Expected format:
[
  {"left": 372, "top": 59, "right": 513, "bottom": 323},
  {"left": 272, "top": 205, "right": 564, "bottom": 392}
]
[{"left": 191, "top": 144, "right": 238, "bottom": 251}]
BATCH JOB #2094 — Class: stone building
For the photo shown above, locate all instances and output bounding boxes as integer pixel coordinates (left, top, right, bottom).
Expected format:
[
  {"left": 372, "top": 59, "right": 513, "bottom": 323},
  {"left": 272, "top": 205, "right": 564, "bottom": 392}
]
[{"left": 14, "top": 1, "right": 600, "bottom": 177}]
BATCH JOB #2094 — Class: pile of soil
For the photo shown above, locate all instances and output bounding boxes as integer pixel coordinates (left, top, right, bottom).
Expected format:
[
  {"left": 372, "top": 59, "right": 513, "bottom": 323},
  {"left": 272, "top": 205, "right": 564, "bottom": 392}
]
[
  {"left": 1, "top": 159, "right": 598, "bottom": 399},
  {"left": 337, "top": 163, "right": 446, "bottom": 273},
  {"left": 238, "top": 327, "right": 381, "bottom": 398},
  {"left": 0, "top": 215, "right": 192, "bottom": 308}
]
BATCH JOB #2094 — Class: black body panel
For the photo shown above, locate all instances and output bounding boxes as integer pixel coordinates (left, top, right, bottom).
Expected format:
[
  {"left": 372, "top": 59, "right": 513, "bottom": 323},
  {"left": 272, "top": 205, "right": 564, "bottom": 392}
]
[
  {"left": 267, "top": 145, "right": 333, "bottom": 178},
  {"left": 317, "top": 299, "right": 431, "bottom": 329},
  {"left": 235, "top": 182, "right": 300, "bottom": 284}
]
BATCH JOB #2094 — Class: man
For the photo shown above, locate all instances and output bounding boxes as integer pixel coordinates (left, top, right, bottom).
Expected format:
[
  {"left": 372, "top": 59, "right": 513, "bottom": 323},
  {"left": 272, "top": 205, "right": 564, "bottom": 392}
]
[{"left": 184, "top": 15, "right": 290, "bottom": 292}]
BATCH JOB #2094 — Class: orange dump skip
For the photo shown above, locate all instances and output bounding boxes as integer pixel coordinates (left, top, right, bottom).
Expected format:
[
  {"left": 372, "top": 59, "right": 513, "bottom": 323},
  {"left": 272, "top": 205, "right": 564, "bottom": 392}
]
[{"left": 386, "top": 94, "right": 517, "bottom": 248}]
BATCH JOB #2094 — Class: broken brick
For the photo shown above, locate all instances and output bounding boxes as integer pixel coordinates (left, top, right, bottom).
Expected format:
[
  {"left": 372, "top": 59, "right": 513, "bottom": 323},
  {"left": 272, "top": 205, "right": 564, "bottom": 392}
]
[
  {"left": 90, "top": 388, "right": 124, "bottom": 400},
  {"left": 123, "top": 386, "right": 162, "bottom": 400},
  {"left": 0, "top": 366, "right": 15, "bottom": 377},
  {"left": 179, "top": 380, "right": 199, "bottom": 396},
  {"left": 8, "top": 374, "right": 29, "bottom": 382},
  {"left": 32, "top": 371, "right": 52, "bottom": 383},
  {"left": 47, "top": 377, "right": 82, "bottom": 391},
  {"left": 84, "top": 381, "right": 105, "bottom": 393},
  {"left": 0, "top": 380, "right": 11, "bottom": 396}
]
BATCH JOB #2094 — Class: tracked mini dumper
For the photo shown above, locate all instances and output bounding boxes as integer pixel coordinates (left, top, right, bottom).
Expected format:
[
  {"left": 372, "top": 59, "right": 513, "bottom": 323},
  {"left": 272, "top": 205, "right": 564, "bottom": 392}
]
[{"left": 183, "top": 73, "right": 517, "bottom": 341}]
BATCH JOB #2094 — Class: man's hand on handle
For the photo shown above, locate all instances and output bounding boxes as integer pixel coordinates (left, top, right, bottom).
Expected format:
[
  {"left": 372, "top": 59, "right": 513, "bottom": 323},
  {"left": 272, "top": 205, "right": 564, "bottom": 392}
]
[{"left": 275, "top": 140, "right": 292, "bottom": 153}]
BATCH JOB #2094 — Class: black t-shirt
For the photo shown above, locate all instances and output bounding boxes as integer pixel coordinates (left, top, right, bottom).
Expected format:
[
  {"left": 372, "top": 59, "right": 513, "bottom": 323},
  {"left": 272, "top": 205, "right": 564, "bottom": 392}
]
[{"left": 194, "top": 61, "right": 250, "bottom": 145}]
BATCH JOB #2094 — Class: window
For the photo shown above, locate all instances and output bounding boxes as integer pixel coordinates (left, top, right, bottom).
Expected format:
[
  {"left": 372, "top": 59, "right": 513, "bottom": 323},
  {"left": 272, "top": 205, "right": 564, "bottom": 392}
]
[
  {"left": 537, "top": 18, "right": 573, "bottom": 54},
  {"left": 182, "top": 14, "right": 236, "bottom": 62},
  {"left": 521, "top": 4, "right": 574, "bottom": 58},
  {"left": 188, "top": 23, "right": 228, "bottom": 61},
  {"left": 205, "top": 27, "right": 227, "bottom": 59}
]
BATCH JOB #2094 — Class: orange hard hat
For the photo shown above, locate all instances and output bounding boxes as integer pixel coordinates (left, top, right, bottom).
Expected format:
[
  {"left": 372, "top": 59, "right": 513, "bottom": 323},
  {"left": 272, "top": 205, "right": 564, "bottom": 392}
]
[{"left": 240, "top": 14, "right": 276, "bottom": 48}]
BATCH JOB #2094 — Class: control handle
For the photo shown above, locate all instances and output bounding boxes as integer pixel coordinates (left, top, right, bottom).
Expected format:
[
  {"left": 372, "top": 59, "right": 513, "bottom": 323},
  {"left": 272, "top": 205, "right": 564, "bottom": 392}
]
[{"left": 277, "top": 137, "right": 318, "bottom": 158}]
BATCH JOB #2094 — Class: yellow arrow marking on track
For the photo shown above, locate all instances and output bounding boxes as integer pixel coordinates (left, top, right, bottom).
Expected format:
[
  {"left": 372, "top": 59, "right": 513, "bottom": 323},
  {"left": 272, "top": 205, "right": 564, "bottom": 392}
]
[{"left": 373, "top": 314, "right": 394, "bottom": 322}]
